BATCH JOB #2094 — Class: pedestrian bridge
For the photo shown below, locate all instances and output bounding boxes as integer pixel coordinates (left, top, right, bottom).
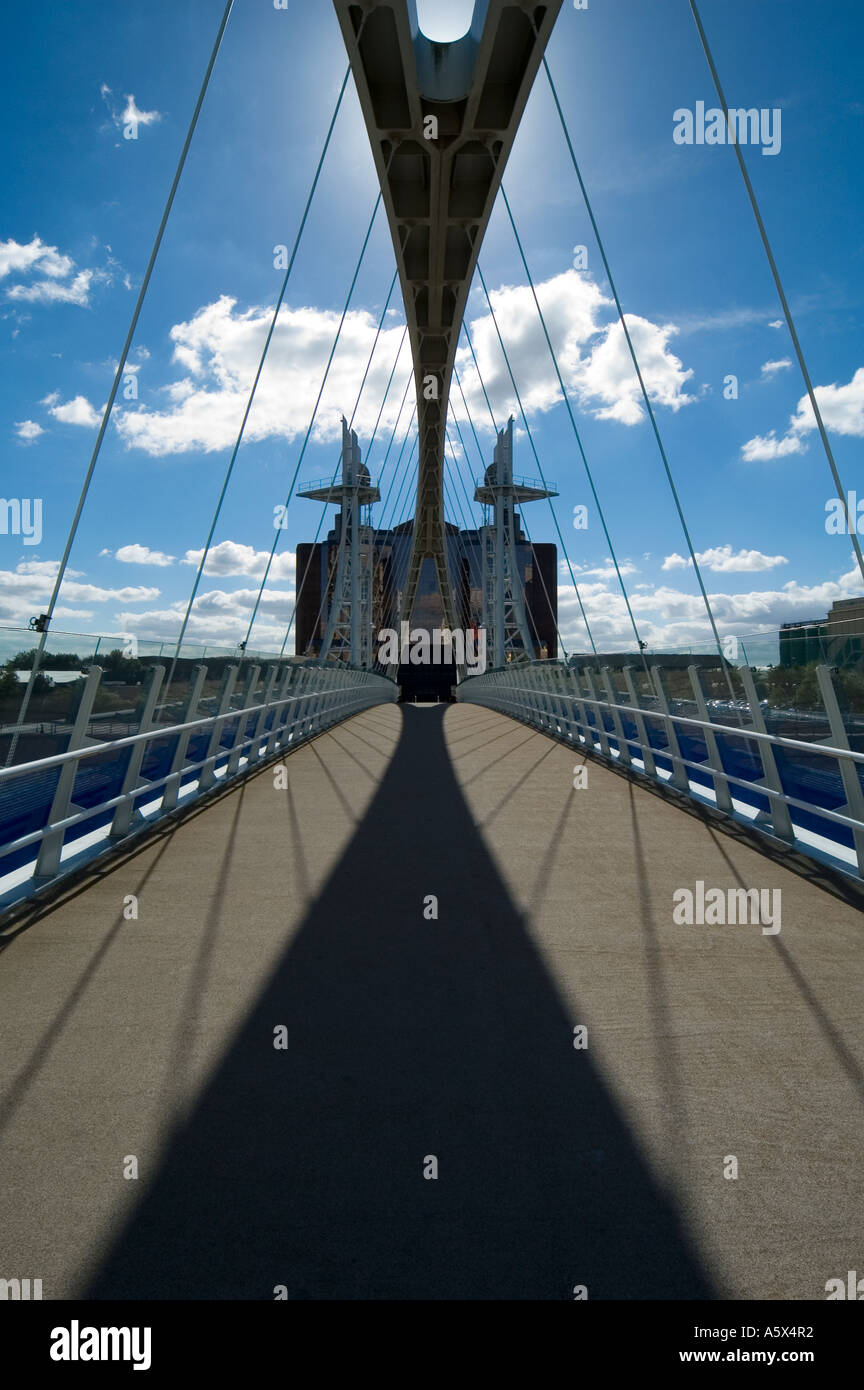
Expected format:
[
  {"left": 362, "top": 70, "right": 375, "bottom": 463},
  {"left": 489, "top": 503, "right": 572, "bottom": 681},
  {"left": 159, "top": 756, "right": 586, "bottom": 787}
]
[
  {"left": 2, "top": 0, "right": 862, "bottom": 1304},
  {"left": 0, "top": 701, "right": 861, "bottom": 1300}
]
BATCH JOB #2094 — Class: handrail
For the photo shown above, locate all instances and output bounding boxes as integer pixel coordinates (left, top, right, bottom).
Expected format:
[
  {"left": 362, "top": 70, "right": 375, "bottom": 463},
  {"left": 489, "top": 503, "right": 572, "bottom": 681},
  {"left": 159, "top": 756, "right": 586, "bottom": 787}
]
[
  {"left": 483, "top": 681, "right": 864, "bottom": 767},
  {"left": 457, "top": 661, "right": 864, "bottom": 879},
  {"left": 0, "top": 680, "right": 391, "bottom": 784}
]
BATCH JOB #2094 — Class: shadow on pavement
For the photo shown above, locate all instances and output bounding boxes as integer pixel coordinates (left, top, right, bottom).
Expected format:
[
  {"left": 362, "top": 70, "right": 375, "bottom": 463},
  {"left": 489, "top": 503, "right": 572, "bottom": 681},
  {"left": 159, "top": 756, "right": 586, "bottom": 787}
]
[{"left": 87, "top": 705, "right": 716, "bottom": 1300}]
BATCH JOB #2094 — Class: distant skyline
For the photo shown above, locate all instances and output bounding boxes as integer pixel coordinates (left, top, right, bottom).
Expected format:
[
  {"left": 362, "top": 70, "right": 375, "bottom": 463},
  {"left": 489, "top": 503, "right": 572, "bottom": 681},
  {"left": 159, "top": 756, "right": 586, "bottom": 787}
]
[{"left": 1, "top": 0, "right": 862, "bottom": 656}]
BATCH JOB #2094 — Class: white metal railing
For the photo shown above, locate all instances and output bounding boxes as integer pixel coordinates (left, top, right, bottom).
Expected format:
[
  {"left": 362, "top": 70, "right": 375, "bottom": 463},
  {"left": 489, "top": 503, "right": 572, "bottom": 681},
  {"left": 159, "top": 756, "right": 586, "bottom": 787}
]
[
  {"left": 457, "top": 661, "right": 864, "bottom": 880},
  {"left": 0, "top": 659, "right": 396, "bottom": 910}
]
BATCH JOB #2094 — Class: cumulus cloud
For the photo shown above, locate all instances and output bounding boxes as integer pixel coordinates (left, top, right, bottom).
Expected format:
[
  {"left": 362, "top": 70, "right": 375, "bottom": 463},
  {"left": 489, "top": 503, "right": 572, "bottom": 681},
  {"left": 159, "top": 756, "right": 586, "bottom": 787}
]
[
  {"left": 0, "top": 559, "right": 159, "bottom": 626},
  {"left": 0, "top": 237, "right": 74, "bottom": 282},
  {"left": 113, "top": 544, "right": 176, "bottom": 567},
  {"left": 8, "top": 270, "right": 93, "bottom": 306},
  {"left": 0, "top": 236, "right": 124, "bottom": 313},
  {"left": 0, "top": 236, "right": 105, "bottom": 309},
  {"left": 114, "top": 295, "right": 413, "bottom": 456},
  {"left": 557, "top": 562, "right": 863, "bottom": 653},
  {"left": 742, "top": 366, "right": 864, "bottom": 460},
  {"left": 455, "top": 272, "right": 695, "bottom": 430},
  {"left": 112, "top": 267, "right": 697, "bottom": 457},
  {"left": 662, "top": 544, "right": 787, "bottom": 573},
  {"left": 181, "top": 540, "right": 296, "bottom": 582},
  {"left": 113, "top": 583, "right": 295, "bottom": 649},
  {"left": 741, "top": 430, "right": 807, "bottom": 462},
  {"left": 42, "top": 393, "right": 101, "bottom": 427},
  {"left": 14, "top": 419, "right": 44, "bottom": 442}
]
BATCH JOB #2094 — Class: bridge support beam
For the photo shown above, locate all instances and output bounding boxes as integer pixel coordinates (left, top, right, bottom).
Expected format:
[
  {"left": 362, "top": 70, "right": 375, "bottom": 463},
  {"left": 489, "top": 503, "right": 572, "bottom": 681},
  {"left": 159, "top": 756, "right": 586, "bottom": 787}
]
[{"left": 333, "top": 0, "right": 563, "bottom": 634}]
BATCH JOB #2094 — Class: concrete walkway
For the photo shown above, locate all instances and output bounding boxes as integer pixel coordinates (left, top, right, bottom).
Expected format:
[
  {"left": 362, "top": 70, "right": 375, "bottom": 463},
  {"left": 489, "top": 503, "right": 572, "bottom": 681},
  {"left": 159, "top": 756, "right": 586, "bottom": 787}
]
[{"left": 0, "top": 703, "right": 861, "bottom": 1299}]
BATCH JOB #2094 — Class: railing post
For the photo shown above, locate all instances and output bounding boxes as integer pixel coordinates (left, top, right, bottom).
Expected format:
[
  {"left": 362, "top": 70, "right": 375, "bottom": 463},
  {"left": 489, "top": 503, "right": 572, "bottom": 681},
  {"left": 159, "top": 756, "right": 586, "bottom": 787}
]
[
  {"left": 227, "top": 664, "right": 260, "bottom": 777},
  {"left": 110, "top": 664, "right": 165, "bottom": 838},
  {"left": 566, "top": 665, "right": 592, "bottom": 748},
  {"left": 162, "top": 664, "right": 208, "bottom": 812},
  {"left": 815, "top": 664, "right": 864, "bottom": 873},
  {"left": 294, "top": 667, "right": 314, "bottom": 741},
  {"left": 622, "top": 666, "right": 656, "bottom": 777},
  {"left": 34, "top": 666, "right": 103, "bottom": 880},
  {"left": 518, "top": 665, "right": 540, "bottom": 728},
  {"left": 650, "top": 666, "right": 690, "bottom": 792},
  {"left": 738, "top": 665, "right": 795, "bottom": 843},
  {"left": 687, "top": 665, "right": 733, "bottom": 814},
  {"left": 248, "top": 663, "right": 279, "bottom": 766},
  {"left": 289, "top": 669, "right": 311, "bottom": 743},
  {"left": 583, "top": 667, "right": 612, "bottom": 759},
  {"left": 540, "top": 665, "right": 560, "bottom": 733},
  {"left": 600, "top": 666, "right": 631, "bottom": 768},
  {"left": 268, "top": 666, "right": 296, "bottom": 755},
  {"left": 199, "top": 664, "right": 238, "bottom": 792},
  {"left": 547, "top": 666, "right": 570, "bottom": 738}
]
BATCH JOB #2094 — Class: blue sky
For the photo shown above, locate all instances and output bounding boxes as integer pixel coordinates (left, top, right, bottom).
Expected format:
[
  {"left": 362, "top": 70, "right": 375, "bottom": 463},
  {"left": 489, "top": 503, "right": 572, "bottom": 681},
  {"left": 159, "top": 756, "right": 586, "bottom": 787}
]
[{"left": 1, "top": 0, "right": 862, "bottom": 658}]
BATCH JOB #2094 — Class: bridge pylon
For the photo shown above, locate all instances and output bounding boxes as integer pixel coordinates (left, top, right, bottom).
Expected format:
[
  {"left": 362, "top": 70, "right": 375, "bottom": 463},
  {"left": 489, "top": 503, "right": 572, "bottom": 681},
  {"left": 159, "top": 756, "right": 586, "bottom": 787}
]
[
  {"left": 474, "top": 417, "right": 556, "bottom": 667},
  {"left": 299, "top": 418, "right": 380, "bottom": 667}
]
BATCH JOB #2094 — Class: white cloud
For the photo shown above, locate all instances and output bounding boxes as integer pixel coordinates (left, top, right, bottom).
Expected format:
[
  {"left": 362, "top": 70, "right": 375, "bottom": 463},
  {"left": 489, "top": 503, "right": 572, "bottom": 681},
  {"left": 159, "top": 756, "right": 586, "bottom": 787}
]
[
  {"left": 113, "top": 584, "right": 295, "bottom": 649},
  {"left": 557, "top": 562, "right": 864, "bottom": 653},
  {"left": 761, "top": 358, "right": 792, "bottom": 377},
  {"left": 112, "top": 267, "right": 697, "bottom": 457},
  {"left": 99, "top": 83, "right": 162, "bottom": 134},
  {"left": 0, "top": 237, "right": 103, "bottom": 308},
  {"left": 662, "top": 544, "right": 787, "bottom": 573},
  {"left": 113, "top": 543, "right": 176, "bottom": 567},
  {"left": 16, "top": 561, "right": 82, "bottom": 579},
  {"left": 120, "top": 95, "right": 162, "bottom": 130},
  {"left": 455, "top": 273, "right": 695, "bottom": 430},
  {"left": 741, "top": 429, "right": 807, "bottom": 462},
  {"left": 0, "top": 237, "right": 73, "bottom": 282},
  {"left": 14, "top": 419, "right": 44, "bottom": 442},
  {"left": 114, "top": 295, "right": 413, "bottom": 455},
  {"left": 7, "top": 269, "right": 93, "bottom": 306},
  {"left": 181, "top": 540, "right": 296, "bottom": 582},
  {"left": 563, "top": 558, "right": 639, "bottom": 581},
  {"left": 0, "top": 560, "right": 159, "bottom": 626},
  {"left": 42, "top": 393, "right": 101, "bottom": 427},
  {"left": 742, "top": 366, "right": 864, "bottom": 460},
  {"left": 1, "top": 236, "right": 121, "bottom": 311},
  {"left": 787, "top": 367, "right": 864, "bottom": 438},
  {"left": 580, "top": 316, "right": 695, "bottom": 425}
]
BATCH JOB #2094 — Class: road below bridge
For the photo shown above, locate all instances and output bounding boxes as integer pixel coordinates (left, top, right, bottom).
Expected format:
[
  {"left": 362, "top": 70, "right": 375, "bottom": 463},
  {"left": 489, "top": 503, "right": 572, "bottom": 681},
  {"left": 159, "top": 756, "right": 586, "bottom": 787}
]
[{"left": 0, "top": 703, "right": 861, "bottom": 1299}]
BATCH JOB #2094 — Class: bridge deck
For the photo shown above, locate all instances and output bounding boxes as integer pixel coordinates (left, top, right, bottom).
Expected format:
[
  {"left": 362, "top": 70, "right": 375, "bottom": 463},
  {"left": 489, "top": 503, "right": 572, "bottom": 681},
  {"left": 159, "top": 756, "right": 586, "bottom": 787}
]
[{"left": 0, "top": 703, "right": 861, "bottom": 1300}]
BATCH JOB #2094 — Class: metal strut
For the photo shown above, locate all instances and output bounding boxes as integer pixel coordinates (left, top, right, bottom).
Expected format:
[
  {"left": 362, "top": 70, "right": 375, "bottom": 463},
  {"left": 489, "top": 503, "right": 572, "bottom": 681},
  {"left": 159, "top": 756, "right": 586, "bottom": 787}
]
[{"left": 332, "top": 0, "right": 564, "bottom": 649}]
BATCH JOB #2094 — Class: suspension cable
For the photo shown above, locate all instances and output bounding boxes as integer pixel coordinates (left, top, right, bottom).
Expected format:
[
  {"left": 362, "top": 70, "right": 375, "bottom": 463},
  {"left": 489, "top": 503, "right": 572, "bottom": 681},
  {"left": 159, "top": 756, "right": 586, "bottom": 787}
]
[
  {"left": 163, "top": 67, "right": 355, "bottom": 698},
  {"left": 280, "top": 323, "right": 408, "bottom": 659},
  {"left": 687, "top": 0, "right": 864, "bottom": 587},
  {"left": 445, "top": 425, "right": 567, "bottom": 658},
  {"left": 499, "top": 185, "right": 650, "bottom": 668},
  {"left": 284, "top": 357, "right": 413, "bottom": 659},
  {"left": 451, "top": 368, "right": 575, "bottom": 660},
  {"left": 468, "top": 275, "right": 598, "bottom": 654},
  {"left": 447, "top": 387, "right": 568, "bottom": 658},
  {"left": 543, "top": 54, "right": 737, "bottom": 686},
  {"left": 306, "top": 401, "right": 417, "bottom": 660},
  {"left": 7, "top": 0, "right": 236, "bottom": 764},
  {"left": 237, "top": 192, "right": 383, "bottom": 651}
]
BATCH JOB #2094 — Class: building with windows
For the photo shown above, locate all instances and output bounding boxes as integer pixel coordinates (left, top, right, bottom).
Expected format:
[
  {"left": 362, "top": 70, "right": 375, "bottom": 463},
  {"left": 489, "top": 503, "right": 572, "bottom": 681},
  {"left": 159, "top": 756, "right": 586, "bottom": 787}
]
[{"left": 295, "top": 517, "right": 557, "bottom": 668}]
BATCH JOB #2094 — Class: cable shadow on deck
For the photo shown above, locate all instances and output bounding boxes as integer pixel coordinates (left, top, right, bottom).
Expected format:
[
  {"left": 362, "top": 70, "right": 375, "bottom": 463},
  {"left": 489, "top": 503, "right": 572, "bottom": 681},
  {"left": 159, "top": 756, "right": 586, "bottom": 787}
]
[{"left": 85, "top": 705, "right": 716, "bottom": 1300}]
